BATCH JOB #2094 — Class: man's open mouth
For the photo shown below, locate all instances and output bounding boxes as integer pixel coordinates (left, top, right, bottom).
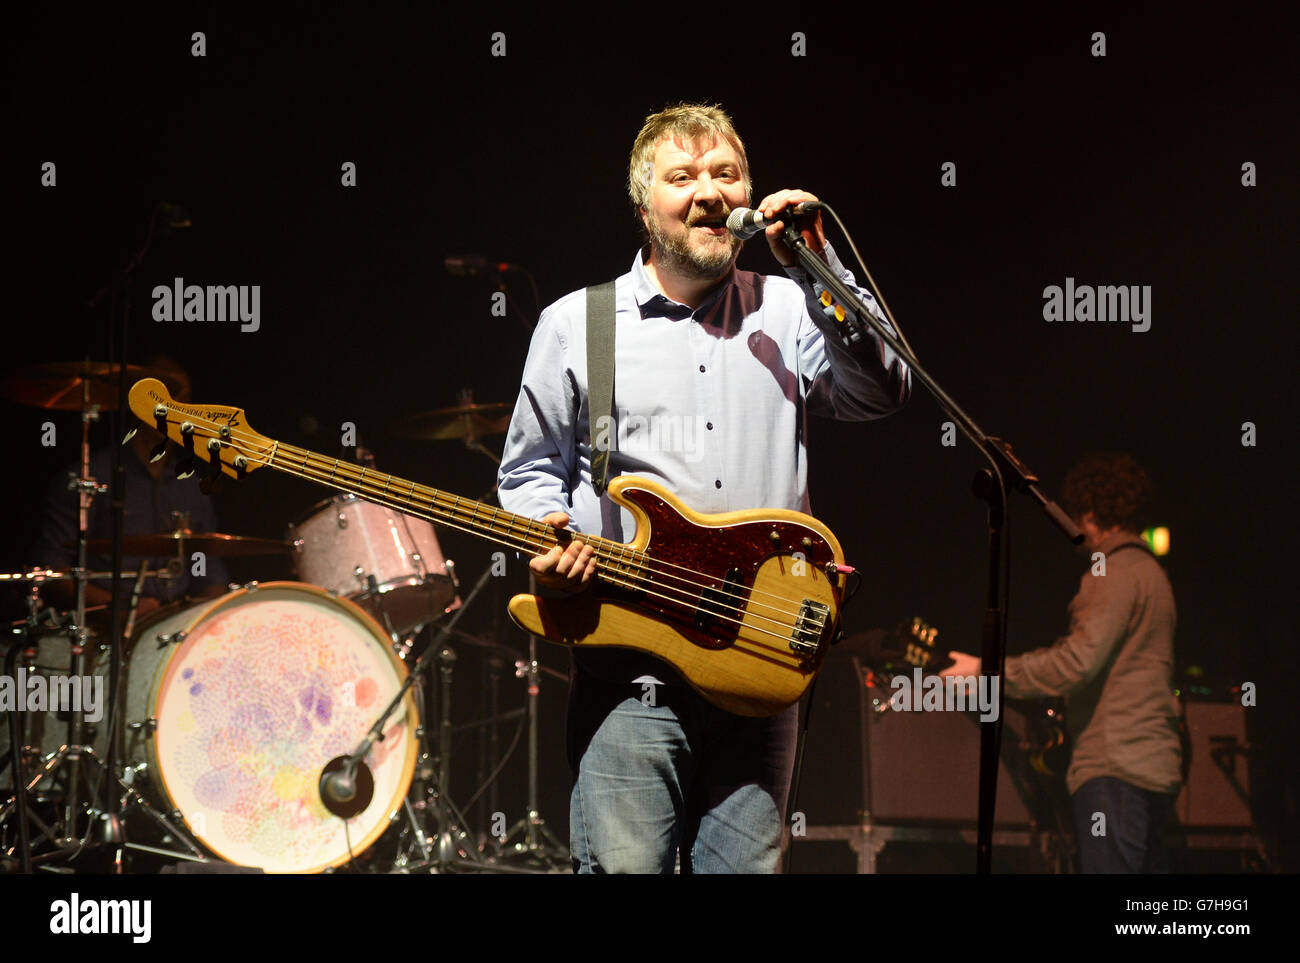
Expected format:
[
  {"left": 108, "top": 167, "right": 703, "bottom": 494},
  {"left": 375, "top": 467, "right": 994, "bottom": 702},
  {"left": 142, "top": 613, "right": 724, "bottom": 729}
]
[{"left": 691, "top": 214, "right": 729, "bottom": 233}]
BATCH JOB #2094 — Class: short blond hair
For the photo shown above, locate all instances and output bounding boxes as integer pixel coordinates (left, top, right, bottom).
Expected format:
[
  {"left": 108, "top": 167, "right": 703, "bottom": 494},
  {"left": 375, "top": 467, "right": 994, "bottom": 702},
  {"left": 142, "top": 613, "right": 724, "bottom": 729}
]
[{"left": 627, "top": 103, "right": 752, "bottom": 212}]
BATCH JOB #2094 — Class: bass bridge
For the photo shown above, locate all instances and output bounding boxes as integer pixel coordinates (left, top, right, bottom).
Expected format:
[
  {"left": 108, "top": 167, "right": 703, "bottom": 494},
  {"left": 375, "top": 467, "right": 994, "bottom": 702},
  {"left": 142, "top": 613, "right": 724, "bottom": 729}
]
[{"left": 789, "top": 599, "right": 832, "bottom": 660}]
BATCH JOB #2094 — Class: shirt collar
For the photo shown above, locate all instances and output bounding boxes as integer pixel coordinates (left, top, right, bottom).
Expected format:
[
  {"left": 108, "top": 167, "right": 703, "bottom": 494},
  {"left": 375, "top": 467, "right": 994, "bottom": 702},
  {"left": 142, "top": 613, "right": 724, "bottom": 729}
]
[
  {"left": 630, "top": 247, "right": 735, "bottom": 321},
  {"left": 1096, "top": 529, "right": 1147, "bottom": 556}
]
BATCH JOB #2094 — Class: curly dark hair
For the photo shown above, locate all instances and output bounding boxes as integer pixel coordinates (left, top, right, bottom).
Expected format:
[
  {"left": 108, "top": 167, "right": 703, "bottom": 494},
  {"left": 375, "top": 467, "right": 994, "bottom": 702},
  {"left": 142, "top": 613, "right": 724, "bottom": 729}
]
[{"left": 1060, "top": 452, "right": 1152, "bottom": 533}]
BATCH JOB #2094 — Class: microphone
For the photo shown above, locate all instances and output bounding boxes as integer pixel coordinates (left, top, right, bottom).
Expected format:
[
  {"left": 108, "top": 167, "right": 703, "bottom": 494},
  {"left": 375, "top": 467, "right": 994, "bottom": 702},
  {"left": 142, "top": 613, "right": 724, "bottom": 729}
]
[
  {"left": 319, "top": 755, "right": 374, "bottom": 819},
  {"left": 726, "top": 202, "right": 820, "bottom": 239},
  {"left": 445, "top": 255, "right": 523, "bottom": 277},
  {"left": 321, "top": 763, "right": 355, "bottom": 803}
]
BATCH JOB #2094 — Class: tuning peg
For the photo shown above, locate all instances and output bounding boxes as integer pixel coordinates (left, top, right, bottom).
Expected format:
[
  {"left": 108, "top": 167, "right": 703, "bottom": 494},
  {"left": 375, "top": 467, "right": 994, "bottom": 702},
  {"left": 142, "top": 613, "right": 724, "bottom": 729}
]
[
  {"left": 149, "top": 441, "right": 168, "bottom": 463},
  {"left": 122, "top": 426, "right": 138, "bottom": 445},
  {"left": 174, "top": 455, "right": 197, "bottom": 480}
]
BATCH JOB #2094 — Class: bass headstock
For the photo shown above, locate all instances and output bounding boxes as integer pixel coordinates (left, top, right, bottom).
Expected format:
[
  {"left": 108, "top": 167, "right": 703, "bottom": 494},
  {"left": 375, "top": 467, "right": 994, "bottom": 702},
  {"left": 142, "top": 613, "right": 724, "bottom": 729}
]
[{"left": 127, "top": 378, "right": 271, "bottom": 483}]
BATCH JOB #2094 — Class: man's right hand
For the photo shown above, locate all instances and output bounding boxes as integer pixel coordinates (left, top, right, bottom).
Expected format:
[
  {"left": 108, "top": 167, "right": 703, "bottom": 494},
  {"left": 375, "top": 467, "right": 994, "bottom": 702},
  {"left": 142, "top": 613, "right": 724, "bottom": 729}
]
[{"left": 529, "top": 512, "right": 597, "bottom": 593}]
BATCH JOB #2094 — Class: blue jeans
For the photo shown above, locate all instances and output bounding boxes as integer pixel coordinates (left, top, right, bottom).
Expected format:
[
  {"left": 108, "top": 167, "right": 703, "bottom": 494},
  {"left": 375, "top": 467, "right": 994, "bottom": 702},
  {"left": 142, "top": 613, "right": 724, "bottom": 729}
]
[
  {"left": 566, "top": 674, "right": 798, "bottom": 874},
  {"left": 1071, "top": 776, "right": 1177, "bottom": 873}
]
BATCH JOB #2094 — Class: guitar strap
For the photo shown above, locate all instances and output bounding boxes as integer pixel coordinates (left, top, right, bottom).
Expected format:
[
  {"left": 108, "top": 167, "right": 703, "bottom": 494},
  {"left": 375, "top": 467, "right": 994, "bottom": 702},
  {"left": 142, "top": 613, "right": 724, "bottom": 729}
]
[{"left": 586, "top": 280, "right": 617, "bottom": 496}]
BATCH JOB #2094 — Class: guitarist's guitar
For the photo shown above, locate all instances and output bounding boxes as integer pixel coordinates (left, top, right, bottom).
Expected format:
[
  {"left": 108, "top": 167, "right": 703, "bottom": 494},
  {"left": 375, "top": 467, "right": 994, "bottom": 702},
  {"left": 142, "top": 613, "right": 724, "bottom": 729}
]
[
  {"left": 127, "top": 379, "right": 848, "bottom": 716},
  {"left": 847, "top": 616, "right": 1070, "bottom": 775}
]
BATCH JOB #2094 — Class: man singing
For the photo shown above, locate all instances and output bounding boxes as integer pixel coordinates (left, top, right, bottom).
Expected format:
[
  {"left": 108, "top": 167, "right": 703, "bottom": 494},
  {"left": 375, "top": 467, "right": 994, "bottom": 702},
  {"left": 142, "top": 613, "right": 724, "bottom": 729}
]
[{"left": 497, "top": 103, "right": 911, "bottom": 873}]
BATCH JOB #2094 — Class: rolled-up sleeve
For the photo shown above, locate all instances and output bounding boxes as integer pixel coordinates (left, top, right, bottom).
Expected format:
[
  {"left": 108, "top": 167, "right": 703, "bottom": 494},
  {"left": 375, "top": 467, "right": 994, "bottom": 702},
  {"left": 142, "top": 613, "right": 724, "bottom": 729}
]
[
  {"left": 497, "top": 308, "right": 585, "bottom": 531},
  {"left": 788, "top": 242, "right": 911, "bottom": 421}
]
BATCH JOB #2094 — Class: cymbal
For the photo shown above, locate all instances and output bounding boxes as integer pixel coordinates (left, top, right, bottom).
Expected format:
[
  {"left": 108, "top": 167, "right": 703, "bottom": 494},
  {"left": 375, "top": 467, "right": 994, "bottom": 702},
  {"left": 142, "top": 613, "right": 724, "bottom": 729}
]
[
  {"left": 391, "top": 402, "right": 513, "bottom": 441},
  {"left": 0, "top": 361, "right": 178, "bottom": 411},
  {"left": 0, "top": 568, "right": 175, "bottom": 583},
  {"left": 82, "top": 531, "right": 295, "bottom": 558}
]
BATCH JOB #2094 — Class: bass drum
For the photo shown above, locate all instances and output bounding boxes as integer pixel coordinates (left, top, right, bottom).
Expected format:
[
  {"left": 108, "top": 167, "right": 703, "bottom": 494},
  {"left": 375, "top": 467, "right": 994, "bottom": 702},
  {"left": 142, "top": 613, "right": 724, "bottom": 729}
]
[{"left": 124, "top": 582, "right": 418, "bottom": 873}]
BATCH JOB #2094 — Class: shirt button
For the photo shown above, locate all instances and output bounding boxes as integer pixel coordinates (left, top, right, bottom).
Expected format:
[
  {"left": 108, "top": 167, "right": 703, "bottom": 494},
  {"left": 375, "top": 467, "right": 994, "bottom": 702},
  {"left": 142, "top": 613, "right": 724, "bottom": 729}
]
[
  {"left": 698, "top": 365, "right": 706, "bottom": 373},
  {"left": 706, "top": 422, "right": 713, "bottom": 430},
  {"left": 715, "top": 479, "right": 722, "bottom": 489}
]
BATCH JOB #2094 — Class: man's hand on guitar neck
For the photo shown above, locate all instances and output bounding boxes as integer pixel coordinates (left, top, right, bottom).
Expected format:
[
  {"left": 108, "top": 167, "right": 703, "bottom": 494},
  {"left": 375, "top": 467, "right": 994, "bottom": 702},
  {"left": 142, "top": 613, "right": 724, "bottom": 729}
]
[{"left": 529, "top": 512, "right": 597, "bottom": 594}]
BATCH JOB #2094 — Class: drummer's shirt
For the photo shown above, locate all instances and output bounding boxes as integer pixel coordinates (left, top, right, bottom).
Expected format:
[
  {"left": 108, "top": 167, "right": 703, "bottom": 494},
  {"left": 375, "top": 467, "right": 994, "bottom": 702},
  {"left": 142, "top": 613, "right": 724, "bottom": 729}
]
[
  {"left": 496, "top": 243, "right": 911, "bottom": 685},
  {"left": 33, "top": 444, "right": 231, "bottom": 606}
]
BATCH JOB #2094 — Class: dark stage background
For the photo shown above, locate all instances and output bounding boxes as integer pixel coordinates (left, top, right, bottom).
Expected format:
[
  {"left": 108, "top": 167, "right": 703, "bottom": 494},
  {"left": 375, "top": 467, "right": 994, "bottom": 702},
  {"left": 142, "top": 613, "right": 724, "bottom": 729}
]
[{"left": 6, "top": 5, "right": 1296, "bottom": 871}]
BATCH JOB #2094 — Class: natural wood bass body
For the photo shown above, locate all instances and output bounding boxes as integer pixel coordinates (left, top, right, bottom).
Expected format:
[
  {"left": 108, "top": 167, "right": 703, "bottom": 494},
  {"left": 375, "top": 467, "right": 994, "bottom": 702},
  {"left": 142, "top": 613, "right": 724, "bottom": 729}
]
[{"left": 508, "top": 476, "right": 847, "bottom": 716}]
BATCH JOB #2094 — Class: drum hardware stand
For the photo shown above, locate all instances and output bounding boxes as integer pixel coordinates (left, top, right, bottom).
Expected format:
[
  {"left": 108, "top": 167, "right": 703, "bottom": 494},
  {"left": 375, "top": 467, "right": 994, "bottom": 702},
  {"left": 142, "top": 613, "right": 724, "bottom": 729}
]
[
  {"left": 363, "top": 572, "right": 404, "bottom": 650},
  {"left": 112, "top": 764, "right": 209, "bottom": 866},
  {"left": 3, "top": 747, "right": 208, "bottom": 870},
  {"left": 357, "top": 572, "right": 442, "bottom": 873},
  {"left": 92, "top": 202, "right": 190, "bottom": 870},
  {"left": 384, "top": 797, "right": 434, "bottom": 872},
  {"left": 0, "top": 597, "right": 103, "bottom": 865},
  {"left": 3, "top": 630, "right": 35, "bottom": 872},
  {"left": 320, "top": 561, "right": 500, "bottom": 873},
  {"left": 476, "top": 647, "right": 505, "bottom": 850},
  {"left": 494, "top": 602, "right": 569, "bottom": 869},
  {"left": 61, "top": 371, "right": 101, "bottom": 849},
  {"left": 0, "top": 568, "right": 184, "bottom": 872}
]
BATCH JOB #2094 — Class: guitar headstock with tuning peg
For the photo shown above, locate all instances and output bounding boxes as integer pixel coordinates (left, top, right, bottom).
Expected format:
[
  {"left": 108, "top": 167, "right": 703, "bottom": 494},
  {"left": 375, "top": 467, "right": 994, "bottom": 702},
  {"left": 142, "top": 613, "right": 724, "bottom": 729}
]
[
  {"left": 127, "top": 378, "right": 270, "bottom": 482},
  {"left": 840, "top": 616, "right": 952, "bottom": 674}
]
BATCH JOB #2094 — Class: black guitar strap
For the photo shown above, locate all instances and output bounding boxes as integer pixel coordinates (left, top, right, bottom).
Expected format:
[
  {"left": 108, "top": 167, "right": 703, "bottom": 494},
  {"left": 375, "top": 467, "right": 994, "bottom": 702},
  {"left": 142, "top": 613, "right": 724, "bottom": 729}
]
[{"left": 586, "top": 280, "right": 617, "bottom": 497}]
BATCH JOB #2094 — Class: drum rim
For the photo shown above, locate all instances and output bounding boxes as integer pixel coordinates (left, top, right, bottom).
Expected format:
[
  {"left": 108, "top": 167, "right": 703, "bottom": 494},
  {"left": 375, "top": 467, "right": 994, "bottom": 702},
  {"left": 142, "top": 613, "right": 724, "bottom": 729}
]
[
  {"left": 350, "top": 573, "right": 456, "bottom": 609},
  {"left": 143, "top": 580, "right": 419, "bottom": 873},
  {"left": 287, "top": 491, "right": 366, "bottom": 531}
]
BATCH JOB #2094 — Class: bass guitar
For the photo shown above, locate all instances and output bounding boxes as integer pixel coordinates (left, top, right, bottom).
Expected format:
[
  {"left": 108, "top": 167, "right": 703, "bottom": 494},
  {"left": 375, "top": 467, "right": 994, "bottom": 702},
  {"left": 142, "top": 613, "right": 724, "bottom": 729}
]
[{"left": 126, "top": 378, "right": 850, "bottom": 716}]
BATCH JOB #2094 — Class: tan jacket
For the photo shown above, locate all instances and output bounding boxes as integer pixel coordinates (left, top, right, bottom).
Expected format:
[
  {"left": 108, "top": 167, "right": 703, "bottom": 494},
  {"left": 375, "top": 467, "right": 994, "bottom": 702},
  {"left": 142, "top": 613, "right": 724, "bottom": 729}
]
[{"left": 1005, "top": 531, "right": 1182, "bottom": 795}]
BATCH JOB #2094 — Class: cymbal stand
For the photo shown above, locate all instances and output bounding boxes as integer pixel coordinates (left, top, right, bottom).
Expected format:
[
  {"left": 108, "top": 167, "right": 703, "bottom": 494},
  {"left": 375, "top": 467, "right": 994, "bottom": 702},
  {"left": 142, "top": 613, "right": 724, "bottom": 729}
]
[
  {"left": 61, "top": 372, "right": 100, "bottom": 841},
  {"left": 0, "top": 375, "right": 112, "bottom": 866},
  {"left": 496, "top": 589, "right": 569, "bottom": 869}
]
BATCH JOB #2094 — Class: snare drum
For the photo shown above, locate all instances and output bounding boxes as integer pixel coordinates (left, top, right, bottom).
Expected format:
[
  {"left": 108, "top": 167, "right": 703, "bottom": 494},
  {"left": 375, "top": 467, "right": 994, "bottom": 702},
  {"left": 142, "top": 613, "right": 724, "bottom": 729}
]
[
  {"left": 122, "top": 582, "right": 418, "bottom": 873},
  {"left": 291, "top": 494, "right": 456, "bottom": 637}
]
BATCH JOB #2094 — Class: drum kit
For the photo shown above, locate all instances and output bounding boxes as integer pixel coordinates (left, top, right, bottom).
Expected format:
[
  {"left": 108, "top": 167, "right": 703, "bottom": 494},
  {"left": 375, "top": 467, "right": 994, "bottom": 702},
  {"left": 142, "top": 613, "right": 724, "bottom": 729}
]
[{"left": 1, "top": 363, "right": 568, "bottom": 874}]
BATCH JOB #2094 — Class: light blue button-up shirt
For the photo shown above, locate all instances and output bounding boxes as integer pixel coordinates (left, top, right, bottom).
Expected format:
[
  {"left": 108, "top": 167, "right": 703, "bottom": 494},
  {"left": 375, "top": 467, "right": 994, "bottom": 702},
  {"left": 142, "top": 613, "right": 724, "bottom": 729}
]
[{"left": 498, "top": 242, "right": 911, "bottom": 544}]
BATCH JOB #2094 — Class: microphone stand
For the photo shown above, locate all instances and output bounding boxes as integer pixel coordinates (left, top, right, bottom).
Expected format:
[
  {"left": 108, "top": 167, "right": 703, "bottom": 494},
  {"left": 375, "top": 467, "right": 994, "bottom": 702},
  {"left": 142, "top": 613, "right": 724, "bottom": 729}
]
[{"left": 778, "top": 217, "right": 1082, "bottom": 874}]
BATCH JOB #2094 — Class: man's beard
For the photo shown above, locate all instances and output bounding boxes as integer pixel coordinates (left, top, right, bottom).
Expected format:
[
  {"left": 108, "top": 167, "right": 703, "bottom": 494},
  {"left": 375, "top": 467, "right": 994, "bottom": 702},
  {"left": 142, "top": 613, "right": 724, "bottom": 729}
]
[{"left": 645, "top": 208, "right": 742, "bottom": 280}]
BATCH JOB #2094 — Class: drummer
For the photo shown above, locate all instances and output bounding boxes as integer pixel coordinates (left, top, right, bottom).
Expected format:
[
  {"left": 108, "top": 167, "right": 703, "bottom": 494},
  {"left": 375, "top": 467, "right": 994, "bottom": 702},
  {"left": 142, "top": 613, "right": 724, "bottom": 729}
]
[{"left": 31, "top": 357, "right": 229, "bottom": 618}]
